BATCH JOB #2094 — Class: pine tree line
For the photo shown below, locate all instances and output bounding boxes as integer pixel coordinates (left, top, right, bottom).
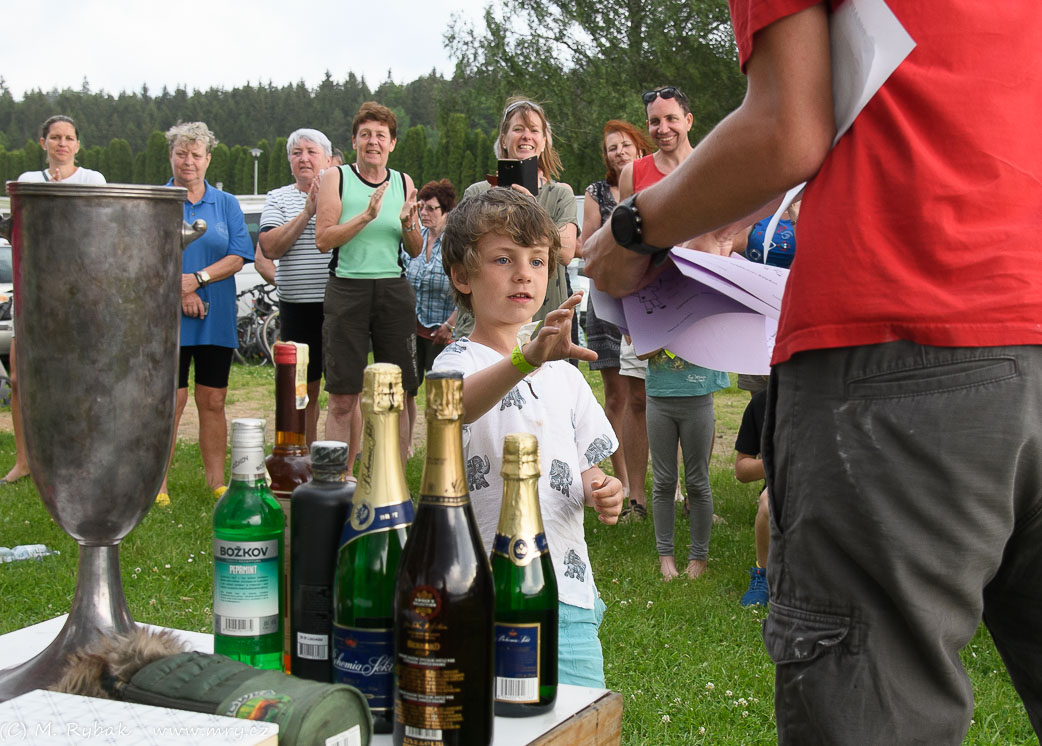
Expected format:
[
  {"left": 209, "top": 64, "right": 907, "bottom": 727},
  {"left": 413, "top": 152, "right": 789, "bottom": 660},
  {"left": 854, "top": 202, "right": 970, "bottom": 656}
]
[
  {"left": 0, "top": 119, "right": 502, "bottom": 199},
  {"left": 0, "top": 0, "right": 745, "bottom": 195}
]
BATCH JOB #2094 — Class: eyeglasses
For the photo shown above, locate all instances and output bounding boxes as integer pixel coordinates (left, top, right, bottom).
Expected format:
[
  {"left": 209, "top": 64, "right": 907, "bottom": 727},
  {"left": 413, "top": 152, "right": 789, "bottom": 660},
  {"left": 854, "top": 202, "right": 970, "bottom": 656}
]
[
  {"left": 418, "top": 203, "right": 442, "bottom": 213},
  {"left": 642, "top": 86, "right": 688, "bottom": 106}
]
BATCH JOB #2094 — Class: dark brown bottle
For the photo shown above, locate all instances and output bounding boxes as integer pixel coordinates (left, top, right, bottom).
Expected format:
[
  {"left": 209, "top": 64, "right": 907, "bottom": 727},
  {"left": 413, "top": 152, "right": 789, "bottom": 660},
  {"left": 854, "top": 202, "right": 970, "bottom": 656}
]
[
  {"left": 393, "top": 371, "right": 494, "bottom": 746},
  {"left": 291, "top": 440, "right": 354, "bottom": 682},
  {"left": 266, "top": 340, "right": 312, "bottom": 671}
]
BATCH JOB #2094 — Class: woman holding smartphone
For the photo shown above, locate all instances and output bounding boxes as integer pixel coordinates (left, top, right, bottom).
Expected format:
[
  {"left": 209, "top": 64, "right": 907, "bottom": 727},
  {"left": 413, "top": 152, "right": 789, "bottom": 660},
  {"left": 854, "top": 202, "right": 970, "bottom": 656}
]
[{"left": 452, "top": 96, "right": 579, "bottom": 338}]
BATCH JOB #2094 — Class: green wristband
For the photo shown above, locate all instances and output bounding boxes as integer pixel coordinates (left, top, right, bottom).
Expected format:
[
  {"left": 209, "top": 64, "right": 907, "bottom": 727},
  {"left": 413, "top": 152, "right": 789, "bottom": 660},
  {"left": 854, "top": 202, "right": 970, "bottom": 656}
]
[{"left": 511, "top": 344, "right": 537, "bottom": 375}]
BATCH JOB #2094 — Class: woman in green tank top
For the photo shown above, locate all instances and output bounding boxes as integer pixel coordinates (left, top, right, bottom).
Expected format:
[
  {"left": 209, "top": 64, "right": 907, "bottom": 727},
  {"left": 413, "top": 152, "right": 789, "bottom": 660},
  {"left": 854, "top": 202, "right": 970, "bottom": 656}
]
[{"left": 315, "top": 101, "right": 421, "bottom": 475}]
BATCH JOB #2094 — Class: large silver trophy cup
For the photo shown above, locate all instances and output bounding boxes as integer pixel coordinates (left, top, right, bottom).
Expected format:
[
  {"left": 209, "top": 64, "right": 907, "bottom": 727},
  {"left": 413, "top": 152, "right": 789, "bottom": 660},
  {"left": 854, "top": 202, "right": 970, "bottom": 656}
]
[{"left": 0, "top": 183, "right": 204, "bottom": 700}]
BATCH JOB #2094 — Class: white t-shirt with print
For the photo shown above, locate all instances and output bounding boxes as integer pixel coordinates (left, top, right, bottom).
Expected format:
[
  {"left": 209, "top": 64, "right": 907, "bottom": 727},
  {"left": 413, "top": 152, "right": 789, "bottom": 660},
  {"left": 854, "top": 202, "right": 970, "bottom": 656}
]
[{"left": 432, "top": 338, "right": 618, "bottom": 609}]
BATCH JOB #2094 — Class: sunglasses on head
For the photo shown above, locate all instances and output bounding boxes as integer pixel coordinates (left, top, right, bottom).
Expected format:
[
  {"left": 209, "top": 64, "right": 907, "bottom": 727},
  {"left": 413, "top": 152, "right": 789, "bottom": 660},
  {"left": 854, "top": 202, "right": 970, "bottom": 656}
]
[
  {"left": 503, "top": 99, "right": 544, "bottom": 119},
  {"left": 642, "top": 86, "right": 687, "bottom": 106}
]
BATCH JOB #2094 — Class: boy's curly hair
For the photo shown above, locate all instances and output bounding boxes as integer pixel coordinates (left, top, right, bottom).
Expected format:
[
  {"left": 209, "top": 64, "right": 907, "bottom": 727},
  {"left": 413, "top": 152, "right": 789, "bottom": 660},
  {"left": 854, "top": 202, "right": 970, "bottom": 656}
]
[{"left": 441, "top": 188, "right": 561, "bottom": 314}]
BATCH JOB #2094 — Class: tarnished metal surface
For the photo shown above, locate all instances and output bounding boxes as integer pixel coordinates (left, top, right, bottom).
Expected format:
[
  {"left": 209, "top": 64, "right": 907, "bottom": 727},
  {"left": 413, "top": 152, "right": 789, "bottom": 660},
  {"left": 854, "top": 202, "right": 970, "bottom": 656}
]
[{"left": 0, "top": 182, "right": 204, "bottom": 699}]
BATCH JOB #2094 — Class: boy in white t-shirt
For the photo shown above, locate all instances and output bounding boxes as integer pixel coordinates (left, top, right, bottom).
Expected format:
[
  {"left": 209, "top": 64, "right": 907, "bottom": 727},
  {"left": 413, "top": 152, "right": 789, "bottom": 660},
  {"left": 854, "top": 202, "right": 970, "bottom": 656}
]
[{"left": 431, "top": 187, "right": 624, "bottom": 688}]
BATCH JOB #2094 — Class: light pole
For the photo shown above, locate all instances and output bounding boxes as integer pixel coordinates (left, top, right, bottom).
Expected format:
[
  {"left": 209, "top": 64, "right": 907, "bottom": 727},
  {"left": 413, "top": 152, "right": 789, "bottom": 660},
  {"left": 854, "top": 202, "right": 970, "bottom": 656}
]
[{"left": 250, "top": 148, "right": 262, "bottom": 195}]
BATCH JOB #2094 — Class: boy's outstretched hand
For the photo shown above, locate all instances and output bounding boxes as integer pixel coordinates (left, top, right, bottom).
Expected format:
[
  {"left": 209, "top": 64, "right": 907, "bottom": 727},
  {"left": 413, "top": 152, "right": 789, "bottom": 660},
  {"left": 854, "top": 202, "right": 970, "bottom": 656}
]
[
  {"left": 521, "top": 292, "right": 598, "bottom": 367},
  {"left": 590, "top": 474, "right": 624, "bottom": 525}
]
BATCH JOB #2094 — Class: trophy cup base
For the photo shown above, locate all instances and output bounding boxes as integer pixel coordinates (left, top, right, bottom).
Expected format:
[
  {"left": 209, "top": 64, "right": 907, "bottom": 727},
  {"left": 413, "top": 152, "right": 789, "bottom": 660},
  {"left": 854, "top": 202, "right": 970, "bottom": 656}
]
[{"left": 0, "top": 544, "right": 136, "bottom": 702}]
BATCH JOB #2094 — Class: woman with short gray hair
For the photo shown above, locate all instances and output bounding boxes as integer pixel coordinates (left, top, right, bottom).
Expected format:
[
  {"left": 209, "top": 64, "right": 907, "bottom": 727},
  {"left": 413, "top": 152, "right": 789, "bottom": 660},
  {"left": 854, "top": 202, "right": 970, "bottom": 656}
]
[
  {"left": 157, "top": 121, "right": 253, "bottom": 506},
  {"left": 259, "top": 127, "right": 334, "bottom": 443}
]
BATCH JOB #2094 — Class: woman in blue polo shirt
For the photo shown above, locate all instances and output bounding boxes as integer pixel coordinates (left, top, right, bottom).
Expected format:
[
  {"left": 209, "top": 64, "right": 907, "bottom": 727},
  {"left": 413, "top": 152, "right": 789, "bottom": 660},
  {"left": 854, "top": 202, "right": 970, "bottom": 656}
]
[{"left": 157, "top": 121, "right": 253, "bottom": 506}]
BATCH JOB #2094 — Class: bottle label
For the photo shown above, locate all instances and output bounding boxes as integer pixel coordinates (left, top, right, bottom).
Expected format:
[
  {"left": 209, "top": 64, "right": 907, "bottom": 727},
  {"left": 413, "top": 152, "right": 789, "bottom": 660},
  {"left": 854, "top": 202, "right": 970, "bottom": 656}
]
[
  {"left": 296, "top": 631, "right": 329, "bottom": 661},
  {"left": 213, "top": 538, "right": 280, "bottom": 637},
  {"left": 294, "top": 343, "right": 309, "bottom": 410},
  {"left": 332, "top": 625, "right": 394, "bottom": 713},
  {"left": 338, "top": 498, "right": 414, "bottom": 549},
  {"left": 231, "top": 445, "right": 267, "bottom": 481},
  {"left": 396, "top": 585, "right": 468, "bottom": 734},
  {"left": 495, "top": 622, "right": 541, "bottom": 703},
  {"left": 491, "top": 531, "right": 549, "bottom": 567}
]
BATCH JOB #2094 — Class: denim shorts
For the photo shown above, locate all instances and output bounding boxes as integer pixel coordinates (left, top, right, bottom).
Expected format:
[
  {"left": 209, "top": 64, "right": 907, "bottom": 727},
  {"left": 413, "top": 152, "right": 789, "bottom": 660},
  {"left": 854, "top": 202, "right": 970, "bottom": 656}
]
[{"left": 558, "top": 596, "right": 607, "bottom": 688}]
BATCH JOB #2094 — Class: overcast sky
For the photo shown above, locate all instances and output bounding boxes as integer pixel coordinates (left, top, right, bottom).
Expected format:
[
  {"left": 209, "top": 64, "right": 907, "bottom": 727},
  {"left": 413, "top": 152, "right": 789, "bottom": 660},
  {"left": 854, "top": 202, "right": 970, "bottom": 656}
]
[{"left": 4, "top": 0, "right": 491, "bottom": 100}]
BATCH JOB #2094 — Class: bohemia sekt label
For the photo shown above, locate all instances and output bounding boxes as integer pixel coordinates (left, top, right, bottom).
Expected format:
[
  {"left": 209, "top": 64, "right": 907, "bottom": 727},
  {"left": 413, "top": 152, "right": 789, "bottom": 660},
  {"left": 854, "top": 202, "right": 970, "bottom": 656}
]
[{"left": 332, "top": 495, "right": 413, "bottom": 714}]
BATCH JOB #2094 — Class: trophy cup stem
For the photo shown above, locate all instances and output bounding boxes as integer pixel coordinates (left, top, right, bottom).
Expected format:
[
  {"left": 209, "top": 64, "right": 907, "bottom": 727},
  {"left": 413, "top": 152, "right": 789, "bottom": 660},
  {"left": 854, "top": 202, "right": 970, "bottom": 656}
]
[{"left": 0, "top": 544, "right": 136, "bottom": 699}]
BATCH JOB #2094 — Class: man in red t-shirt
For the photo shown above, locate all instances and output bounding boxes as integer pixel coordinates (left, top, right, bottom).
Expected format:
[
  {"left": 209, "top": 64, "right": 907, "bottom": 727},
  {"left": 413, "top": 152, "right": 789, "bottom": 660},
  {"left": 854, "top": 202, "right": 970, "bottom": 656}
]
[
  {"left": 619, "top": 85, "right": 695, "bottom": 198},
  {"left": 585, "top": 2, "right": 1042, "bottom": 742}
]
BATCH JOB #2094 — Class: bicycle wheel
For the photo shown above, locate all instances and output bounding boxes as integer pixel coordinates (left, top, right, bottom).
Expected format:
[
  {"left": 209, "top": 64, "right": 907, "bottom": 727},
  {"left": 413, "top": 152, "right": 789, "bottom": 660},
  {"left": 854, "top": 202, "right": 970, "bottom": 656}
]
[
  {"left": 261, "top": 310, "right": 280, "bottom": 365},
  {"left": 237, "top": 316, "right": 267, "bottom": 365},
  {"left": 233, "top": 317, "right": 250, "bottom": 365}
]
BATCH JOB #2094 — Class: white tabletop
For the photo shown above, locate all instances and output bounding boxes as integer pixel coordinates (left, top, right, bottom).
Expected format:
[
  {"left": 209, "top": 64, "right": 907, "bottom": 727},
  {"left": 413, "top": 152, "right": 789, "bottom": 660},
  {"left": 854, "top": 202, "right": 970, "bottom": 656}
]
[{"left": 0, "top": 616, "right": 611, "bottom": 745}]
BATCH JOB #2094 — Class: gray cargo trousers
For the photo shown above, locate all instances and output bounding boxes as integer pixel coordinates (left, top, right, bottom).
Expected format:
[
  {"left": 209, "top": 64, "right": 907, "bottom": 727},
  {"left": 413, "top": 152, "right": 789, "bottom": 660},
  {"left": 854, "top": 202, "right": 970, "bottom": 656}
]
[{"left": 764, "top": 340, "right": 1042, "bottom": 744}]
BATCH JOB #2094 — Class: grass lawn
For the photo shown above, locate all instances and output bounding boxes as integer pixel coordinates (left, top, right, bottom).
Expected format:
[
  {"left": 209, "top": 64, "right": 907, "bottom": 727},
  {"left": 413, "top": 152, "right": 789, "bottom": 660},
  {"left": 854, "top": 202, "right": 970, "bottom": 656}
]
[{"left": 0, "top": 363, "right": 1034, "bottom": 743}]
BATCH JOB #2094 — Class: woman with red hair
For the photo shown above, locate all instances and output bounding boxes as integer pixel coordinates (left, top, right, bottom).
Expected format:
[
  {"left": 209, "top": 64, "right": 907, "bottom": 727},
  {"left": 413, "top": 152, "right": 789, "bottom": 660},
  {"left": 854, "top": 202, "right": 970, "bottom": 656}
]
[{"left": 579, "top": 120, "right": 653, "bottom": 508}]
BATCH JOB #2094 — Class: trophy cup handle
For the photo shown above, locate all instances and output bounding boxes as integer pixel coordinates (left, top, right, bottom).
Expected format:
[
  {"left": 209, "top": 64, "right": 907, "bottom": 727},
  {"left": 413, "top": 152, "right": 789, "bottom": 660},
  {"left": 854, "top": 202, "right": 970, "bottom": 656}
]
[{"left": 181, "top": 219, "right": 207, "bottom": 248}]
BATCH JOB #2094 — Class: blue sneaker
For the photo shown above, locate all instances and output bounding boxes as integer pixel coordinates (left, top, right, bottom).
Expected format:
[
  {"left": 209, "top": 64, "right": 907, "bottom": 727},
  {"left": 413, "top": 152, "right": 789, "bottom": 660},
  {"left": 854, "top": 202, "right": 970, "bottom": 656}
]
[{"left": 740, "top": 566, "right": 769, "bottom": 607}]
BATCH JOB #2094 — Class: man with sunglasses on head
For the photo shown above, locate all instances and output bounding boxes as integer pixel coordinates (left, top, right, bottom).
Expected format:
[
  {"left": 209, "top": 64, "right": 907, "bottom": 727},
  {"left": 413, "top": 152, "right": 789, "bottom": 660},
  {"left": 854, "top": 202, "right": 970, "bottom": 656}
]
[
  {"left": 585, "top": 3, "right": 1042, "bottom": 744},
  {"left": 618, "top": 86, "right": 693, "bottom": 200}
]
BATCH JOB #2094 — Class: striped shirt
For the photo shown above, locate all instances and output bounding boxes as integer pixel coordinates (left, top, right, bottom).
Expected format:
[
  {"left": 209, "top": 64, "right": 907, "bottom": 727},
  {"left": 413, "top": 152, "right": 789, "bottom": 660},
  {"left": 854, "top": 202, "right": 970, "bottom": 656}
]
[{"left": 259, "top": 183, "right": 328, "bottom": 303}]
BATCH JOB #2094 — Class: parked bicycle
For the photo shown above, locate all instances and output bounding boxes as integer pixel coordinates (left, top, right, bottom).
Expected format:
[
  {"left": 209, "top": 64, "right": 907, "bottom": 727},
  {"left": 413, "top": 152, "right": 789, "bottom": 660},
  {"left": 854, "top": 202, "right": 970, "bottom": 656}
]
[{"left": 234, "top": 284, "right": 280, "bottom": 366}]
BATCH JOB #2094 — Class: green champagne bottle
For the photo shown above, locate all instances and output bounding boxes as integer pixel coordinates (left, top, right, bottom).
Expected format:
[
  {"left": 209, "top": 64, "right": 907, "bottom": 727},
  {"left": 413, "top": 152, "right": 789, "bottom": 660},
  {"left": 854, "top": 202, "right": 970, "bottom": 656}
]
[
  {"left": 393, "top": 370, "right": 495, "bottom": 746},
  {"left": 213, "top": 418, "right": 285, "bottom": 670},
  {"left": 333, "top": 364, "right": 414, "bottom": 733},
  {"left": 492, "top": 433, "right": 558, "bottom": 716}
]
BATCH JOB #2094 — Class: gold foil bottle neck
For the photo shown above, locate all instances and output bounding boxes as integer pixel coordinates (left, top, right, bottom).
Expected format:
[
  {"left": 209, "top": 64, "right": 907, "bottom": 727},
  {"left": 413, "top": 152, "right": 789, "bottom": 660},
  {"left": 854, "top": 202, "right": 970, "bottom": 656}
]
[
  {"left": 425, "top": 370, "right": 464, "bottom": 422},
  {"left": 501, "top": 433, "right": 541, "bottom": 481},
  {"left": 361, "top": 363, "right": 404, "bottom": 415}
]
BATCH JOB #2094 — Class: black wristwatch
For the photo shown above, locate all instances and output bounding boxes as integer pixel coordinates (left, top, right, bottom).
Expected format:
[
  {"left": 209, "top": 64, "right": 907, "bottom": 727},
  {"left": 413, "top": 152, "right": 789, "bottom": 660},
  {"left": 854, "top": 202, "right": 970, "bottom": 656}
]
[{"left": 610, "top": 195, "right": 670, "bottom": 264}]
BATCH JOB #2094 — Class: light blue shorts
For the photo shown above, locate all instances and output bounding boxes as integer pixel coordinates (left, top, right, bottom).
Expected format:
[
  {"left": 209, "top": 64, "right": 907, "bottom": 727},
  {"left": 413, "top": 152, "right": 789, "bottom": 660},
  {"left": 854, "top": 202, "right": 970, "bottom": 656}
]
[{"left": 558, "top": 596, "right": 607, "bottom": 688}]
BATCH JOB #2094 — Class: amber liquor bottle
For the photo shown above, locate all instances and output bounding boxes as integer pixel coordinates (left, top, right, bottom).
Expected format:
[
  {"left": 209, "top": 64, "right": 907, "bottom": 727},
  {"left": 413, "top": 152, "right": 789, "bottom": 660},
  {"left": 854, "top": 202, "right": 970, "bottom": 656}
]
[
  {"left": 333, "top": 364, "right": 414, "bottom": 733},
  {"left": 491, "top": 433, "right": 558, "bottom": 716},
  {"left": 267, "top": 340, "right": 312, "bottom": 671},
  {"left": 291, "top": 440, "right": 354, "bottom": 682},
  {"left": 393, "top": 370, "right": 495, "bottom": 746}
]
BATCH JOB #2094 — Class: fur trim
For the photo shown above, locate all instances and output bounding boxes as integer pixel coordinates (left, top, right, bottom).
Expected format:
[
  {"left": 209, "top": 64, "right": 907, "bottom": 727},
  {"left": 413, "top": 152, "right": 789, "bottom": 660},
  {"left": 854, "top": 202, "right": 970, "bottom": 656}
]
[{"left": 53, "top": 626, "right": 188, "bottom": 699}]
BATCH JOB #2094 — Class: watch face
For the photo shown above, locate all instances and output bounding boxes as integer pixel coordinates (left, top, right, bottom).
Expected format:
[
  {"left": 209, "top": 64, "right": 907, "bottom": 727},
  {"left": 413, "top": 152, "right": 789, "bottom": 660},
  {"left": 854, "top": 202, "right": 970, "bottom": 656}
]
[{"left": 611, "top": 204, "right": 636, "bottom": 247}]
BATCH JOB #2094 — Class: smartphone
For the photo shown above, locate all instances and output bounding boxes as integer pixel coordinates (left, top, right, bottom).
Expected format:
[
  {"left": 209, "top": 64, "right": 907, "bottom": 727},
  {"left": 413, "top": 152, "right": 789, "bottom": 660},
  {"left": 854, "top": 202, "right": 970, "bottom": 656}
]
[
  {"left": 497, "top": 156, "right": 539, "bottom": 197},
  {"left": 201, "top": 301, "right": 210, "bottom": 318}
]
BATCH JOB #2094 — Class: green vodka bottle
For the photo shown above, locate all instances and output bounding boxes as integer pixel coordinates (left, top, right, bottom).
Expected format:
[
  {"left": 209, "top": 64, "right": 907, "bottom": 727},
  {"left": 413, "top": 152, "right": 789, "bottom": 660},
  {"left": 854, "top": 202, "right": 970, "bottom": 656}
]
[
  {"left": 333, "top": 364, "right": 414, "bottom": 733},
  {"left": 491, "top": 433, "right": 558, "bottom": 716},
  {"left": 213, "top": 418, "right": 285, "bottom": 670}
]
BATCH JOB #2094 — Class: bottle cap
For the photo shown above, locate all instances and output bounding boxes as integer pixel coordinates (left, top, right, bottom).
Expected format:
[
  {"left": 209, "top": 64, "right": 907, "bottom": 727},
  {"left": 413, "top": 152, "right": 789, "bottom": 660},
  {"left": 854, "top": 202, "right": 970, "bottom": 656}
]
[
  {"left": 230, "top": 418, "right": 266, "bottom": 449},
  {"left": 310, "top": 440, "right": 348, "bottom": 469},
  {"left": 501, "top": 432, "right": 541, "bottom": 480},
  {"left": 273, "top": 341, "right": 298, "bottom": 365},
  {"left": 424, "top": 370, "right": 464, "bottom": 421},
  {"left": 361, "top": 363, "right": 404, "bottom": 415}
]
